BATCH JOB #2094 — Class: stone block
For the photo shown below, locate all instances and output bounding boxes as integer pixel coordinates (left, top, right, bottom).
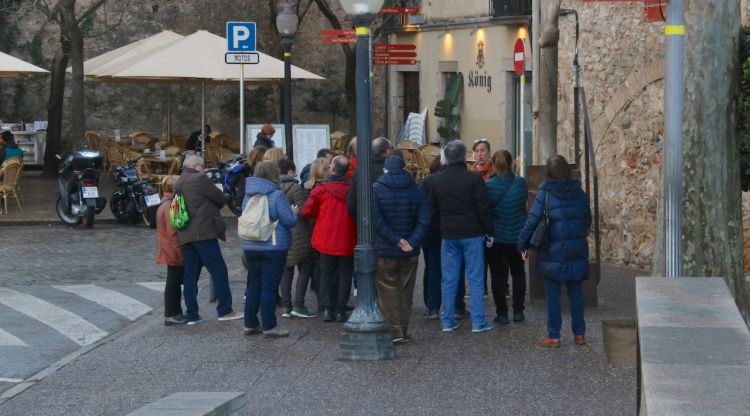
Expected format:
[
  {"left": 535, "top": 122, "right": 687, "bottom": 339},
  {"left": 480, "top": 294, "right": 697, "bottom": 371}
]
[
  {"left": 127, "top": 391, "right": 246, "bottom": 416},
  {"left": 636, "top": 277, "right": 750, "bottom": 416}
]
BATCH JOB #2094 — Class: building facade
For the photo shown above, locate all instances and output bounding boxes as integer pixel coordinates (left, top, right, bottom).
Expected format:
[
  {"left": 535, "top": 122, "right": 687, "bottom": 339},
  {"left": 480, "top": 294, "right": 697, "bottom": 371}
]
[{"left": 386, "top": 0, "right": 532, "bottom": 159}]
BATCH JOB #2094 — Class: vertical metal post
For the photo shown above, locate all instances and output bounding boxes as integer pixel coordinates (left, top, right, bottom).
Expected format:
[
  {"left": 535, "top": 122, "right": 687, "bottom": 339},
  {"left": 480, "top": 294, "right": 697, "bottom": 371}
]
[
  {"left": 664, "top": 0, "right": 685, "bottom": 277},
  {"left": 200, "top": 80, "right": 206, "bottom": 160},
  {"left": 166, "top": 85, "right": 172, "bottom": 141},
  {"left": 282, "top": 38, "right": 294, "bottom": 161},
  {"left": 340, "top": 17, "right": 395, "bottom": 361},
  {"left": 240, "top": 64, "right": 245, "bottom": 155},
  {"left": 520, "top": 75, "right": 526, "bottom": 177}
]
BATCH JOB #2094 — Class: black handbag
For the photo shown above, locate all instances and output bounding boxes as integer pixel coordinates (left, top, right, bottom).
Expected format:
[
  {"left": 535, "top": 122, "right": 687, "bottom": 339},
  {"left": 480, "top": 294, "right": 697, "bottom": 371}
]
[{"left": 529, "top": 191, "right": 550, "bottom": 250}]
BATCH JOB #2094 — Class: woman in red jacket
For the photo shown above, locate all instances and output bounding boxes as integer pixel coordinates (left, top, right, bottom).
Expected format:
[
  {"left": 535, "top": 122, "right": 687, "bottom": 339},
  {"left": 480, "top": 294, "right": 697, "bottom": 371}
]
[
  {"left": 301, "top": 156, "right": 357, "bottom": 322},
  {"left": 156, "top": 176, "right": 186, "bottom": 326}
]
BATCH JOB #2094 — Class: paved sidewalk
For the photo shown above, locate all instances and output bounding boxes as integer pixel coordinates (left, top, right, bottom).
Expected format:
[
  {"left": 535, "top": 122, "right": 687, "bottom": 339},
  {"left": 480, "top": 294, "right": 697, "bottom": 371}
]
[{"left": 0, "top": 261, "right": 640, "bottom": 415}]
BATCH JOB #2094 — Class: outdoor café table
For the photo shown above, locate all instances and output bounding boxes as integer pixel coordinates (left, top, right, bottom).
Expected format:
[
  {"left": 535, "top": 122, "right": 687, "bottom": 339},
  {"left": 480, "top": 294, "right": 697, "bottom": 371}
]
[{"left": 140, "top": 154, "right": 176, "bottom": 174}]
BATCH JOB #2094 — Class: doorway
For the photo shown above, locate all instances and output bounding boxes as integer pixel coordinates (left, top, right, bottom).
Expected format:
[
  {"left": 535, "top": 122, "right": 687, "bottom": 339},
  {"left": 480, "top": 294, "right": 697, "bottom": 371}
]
[
  {"left": 511, "top": 72, "right": 533, "bottom": 166},
  {"left": 402, "top": 72, "right": 420, "bottom": 124}
]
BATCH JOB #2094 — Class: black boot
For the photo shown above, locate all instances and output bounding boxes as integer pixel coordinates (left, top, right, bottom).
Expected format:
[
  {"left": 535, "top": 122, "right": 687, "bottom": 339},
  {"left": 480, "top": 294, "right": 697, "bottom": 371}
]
[{"left": 323, "top": 308, "right": 334, "bottom": 322}]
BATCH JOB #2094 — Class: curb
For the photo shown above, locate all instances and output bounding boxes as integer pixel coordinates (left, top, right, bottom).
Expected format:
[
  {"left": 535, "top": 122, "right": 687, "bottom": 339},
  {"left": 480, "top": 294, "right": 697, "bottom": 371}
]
[{"left": 0, "top": 218, "right": 121, "bottom": 227}]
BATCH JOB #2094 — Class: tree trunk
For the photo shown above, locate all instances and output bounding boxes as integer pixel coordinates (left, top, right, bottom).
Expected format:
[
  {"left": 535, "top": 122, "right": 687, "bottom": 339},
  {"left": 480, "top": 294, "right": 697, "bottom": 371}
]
[
  {"left": 60, "top": 0, "right": 86, "bottom": 149},
  {"left": 42, "top": 31, "right": 71, "bottom": 178},
  {"left": 677, "top": 0, "right": 747, "bottom": 316},
  {"left": 533, "top": 0, "right": 560, "bottom": 164}
]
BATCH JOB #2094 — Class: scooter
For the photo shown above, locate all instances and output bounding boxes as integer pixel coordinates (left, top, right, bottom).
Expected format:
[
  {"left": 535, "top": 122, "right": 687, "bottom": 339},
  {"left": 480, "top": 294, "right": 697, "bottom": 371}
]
[
  {"left": 56, "top": 150, "right": 107, "bottom": 228},
  {"left": 109, "top": 159, "right": 160, "bottom": 228}
]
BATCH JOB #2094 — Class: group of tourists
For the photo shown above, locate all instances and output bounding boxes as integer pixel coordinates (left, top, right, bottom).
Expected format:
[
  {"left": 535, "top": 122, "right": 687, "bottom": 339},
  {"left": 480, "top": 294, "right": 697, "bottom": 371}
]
[{"left": 155, "top": 133, "right": 592, "bottom": 347}]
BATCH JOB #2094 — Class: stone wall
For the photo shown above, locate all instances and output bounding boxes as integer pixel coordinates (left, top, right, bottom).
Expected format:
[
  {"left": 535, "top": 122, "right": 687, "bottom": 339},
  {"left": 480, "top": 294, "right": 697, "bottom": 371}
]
[
  {"left": 557, "top": 0, "right": 665, "bottom": 271},
  {"left": 0, "top": 0, "right": 377, "bottom": 147}
]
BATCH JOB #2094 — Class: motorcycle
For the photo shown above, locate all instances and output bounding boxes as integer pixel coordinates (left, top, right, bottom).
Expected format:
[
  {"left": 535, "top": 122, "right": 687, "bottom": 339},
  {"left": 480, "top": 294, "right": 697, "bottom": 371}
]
[
  {"left": 56, "top": 150, "right": 107, "bottom": 228},
  {"left": 208, "top": 157, "right": 245, "bottom": 216},
  {"left": 109, "top": 159, "right": 161, "bottom": 228}
]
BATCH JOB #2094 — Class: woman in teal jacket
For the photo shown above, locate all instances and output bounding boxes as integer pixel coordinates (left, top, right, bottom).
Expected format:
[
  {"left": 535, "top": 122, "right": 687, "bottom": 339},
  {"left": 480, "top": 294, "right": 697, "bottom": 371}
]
[
  {"left": 0, "top": 131, "right": 23, "bottom": 164},
  {"left": 485, "top": 150, "right": 528, "bottom": 324}
]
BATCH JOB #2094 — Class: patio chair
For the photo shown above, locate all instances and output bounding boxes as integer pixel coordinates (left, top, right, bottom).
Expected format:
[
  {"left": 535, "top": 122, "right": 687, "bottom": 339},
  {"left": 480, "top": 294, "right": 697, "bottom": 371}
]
[
  {"left": 413, "top": 148, "right": 430, "bottom": 182},
  {"left": 397, "top": 140, "right": 417, "bottom": 150},
  {"left": 0, "top": 158, "right": 22, "bottom": 214},
  {"left": 106, "top": 141, "right": 124, "bottom": 175},
  {"left": 124, "top": 150, "right": 142, "bottom": 163},
  {"left": 85, "top": 131, "right": 101, "bottom": 150},
  {"left": 154, "top": 140, "right": 170, "bottom": 150},
  {"left": 215, "top": 148, "right": 235, "bottom": 164},
  {"left": 163, "top": 146, "right": 183, "bottom": 157},
  {"left": 418, "top": 144, "right": 441, "bottom": 166},
  {"left": 171, "top": 132, "right": 187, "bottom": 148},
  {"left": 132, "top": 133, "right": 152, "bottom": 147},
  {"left": 212, "top": 132, "right": 231, "bottom": 147}
]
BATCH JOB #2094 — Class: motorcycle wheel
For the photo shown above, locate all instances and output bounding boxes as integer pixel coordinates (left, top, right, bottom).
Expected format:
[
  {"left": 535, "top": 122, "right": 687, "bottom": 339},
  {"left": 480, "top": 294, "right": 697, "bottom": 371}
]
[
  {"left": 227, "top": 192, "right": 242, "bottom": 217},
  {"left": 83, "top": 205, "right": 95, "bottom": 228},
  {"left": 142, "top": 203, "right": 157, "bottom": 229},
  {"left": 110, "top": 192, "right": 140, "bottom": 224},
  {"left": 56, "top": 196, "right": 81, "bottom": 226}
]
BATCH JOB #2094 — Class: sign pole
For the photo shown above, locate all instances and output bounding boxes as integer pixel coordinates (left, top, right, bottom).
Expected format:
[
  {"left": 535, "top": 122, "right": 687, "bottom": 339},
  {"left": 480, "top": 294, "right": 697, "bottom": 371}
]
[
  {"left": 240, "top": 64, "right": 245, "bottom": 155},
  {"left": 520, "top": 74, "right": 526, "bottom": 178}
]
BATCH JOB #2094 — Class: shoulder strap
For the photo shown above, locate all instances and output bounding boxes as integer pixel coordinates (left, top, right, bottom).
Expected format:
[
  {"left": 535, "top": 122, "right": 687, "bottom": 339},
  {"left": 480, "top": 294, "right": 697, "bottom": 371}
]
[{"left": 491, "top": 176, "right": 515, "bottom": 207}]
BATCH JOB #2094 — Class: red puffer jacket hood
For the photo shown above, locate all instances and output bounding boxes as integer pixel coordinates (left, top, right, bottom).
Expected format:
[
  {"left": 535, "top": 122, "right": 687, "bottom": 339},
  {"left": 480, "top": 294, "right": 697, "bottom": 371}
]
[{"left": 301, "top": 177, "right": 357, "bottom": 256}]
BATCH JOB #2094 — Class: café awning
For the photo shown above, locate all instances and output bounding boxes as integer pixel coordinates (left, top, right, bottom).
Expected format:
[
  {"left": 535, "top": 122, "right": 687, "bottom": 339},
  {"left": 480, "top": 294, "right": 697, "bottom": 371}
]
[{"left": 0, "top": 51, "right": 48, "bottom": 78}]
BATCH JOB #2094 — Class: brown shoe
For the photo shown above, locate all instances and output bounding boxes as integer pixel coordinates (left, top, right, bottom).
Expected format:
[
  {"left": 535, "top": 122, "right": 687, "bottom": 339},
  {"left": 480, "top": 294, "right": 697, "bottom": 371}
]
[
  {"left": 574, "top": 335, "right": 586, "bottom": 345},
  {"left": 537, "top": 337, "right": 561, "bottom": 348}
]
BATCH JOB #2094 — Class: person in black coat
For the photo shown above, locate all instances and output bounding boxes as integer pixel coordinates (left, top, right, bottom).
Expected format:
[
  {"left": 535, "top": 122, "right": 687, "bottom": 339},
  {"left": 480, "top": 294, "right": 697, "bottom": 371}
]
[
  {"left": 517, "top": 155, "right": 591, "bottom": 348},
  {"left": 345, "top": 137, "right": 394, "bottom": 219},
  {"left": 372, "top": 156, "right": 430, "bottom": 343},
  {"left": 428, "top": 140, "right": 495, "bottom": 334},
  {"left": 253, "top": 124, "right": 276, "bottom": 148},
  {"left": 185, "top": 125, "right": 211, "bottom": 151}
]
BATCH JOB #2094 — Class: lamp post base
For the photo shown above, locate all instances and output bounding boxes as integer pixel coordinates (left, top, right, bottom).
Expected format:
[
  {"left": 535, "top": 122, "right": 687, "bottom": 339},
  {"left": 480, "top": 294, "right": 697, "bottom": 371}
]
[{"left": 340, "top": 331, "right": 396, "bottom": 361}]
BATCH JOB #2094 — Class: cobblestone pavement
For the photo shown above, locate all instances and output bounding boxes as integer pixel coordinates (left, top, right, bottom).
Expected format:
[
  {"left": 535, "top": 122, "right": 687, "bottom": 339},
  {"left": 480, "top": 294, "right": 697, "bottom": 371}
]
[{"left": 0, "top": 220, "right": 245, "bottom": 287}]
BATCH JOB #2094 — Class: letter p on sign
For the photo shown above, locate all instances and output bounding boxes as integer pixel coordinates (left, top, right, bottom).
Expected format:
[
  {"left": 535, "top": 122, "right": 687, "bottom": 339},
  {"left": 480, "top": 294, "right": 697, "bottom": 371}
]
[{"left": 226, "top": 22, "right": 257, "bottom": 52}]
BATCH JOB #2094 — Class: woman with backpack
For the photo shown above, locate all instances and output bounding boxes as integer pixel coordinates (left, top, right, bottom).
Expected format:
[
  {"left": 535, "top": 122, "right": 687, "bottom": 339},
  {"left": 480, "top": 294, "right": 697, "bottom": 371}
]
[
  {"left": 156, "top": 176, "right": 186, "bottom": 326},
  {"left": 517, "top": 155, "right": 591, "bottom": 348},
  {"left": 240, "top": 161, "right": 298, "bottom": 338},
  {"left": 485, "top": 150, "right": 528, "bottom": 325}
]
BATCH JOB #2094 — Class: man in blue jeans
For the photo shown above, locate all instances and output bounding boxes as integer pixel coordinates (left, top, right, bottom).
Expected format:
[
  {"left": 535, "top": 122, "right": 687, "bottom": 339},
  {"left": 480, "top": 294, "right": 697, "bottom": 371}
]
[
  {"left": 427, "top": 140, "right": 495, "bottom": 333},
  {"left": 175, "top": 154, "right": 243, "bottom": 325}
]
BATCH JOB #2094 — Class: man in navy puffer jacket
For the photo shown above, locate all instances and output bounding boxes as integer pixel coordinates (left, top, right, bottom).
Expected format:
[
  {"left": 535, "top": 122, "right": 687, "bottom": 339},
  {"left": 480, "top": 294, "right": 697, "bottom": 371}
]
[{"left": 372, "top": 156, "right": 430, "bottom": 343}]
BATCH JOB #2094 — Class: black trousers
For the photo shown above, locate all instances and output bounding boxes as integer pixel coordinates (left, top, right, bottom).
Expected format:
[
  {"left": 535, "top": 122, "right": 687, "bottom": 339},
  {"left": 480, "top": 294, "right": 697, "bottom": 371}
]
[
  {"left": 165, "top": 265, "right": 184, "bottom": 317},
  {"left": 319, "top": 253, "right": 353, "bottom": 313},
  {"left": 486, "top": 243, "right": 526, "bottom": 315}
]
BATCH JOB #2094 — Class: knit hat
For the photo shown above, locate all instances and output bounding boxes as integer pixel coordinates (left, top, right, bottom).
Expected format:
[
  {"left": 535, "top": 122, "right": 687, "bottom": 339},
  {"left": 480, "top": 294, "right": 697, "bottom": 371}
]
[{"left": 384, "top": 156, "right": 405, "bottom": 172}]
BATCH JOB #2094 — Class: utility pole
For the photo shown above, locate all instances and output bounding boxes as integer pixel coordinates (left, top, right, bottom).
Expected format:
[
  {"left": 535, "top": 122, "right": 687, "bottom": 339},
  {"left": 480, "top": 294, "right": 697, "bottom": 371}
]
[{"left": 532, "top": 0, "right": 561, "bottom": 164}]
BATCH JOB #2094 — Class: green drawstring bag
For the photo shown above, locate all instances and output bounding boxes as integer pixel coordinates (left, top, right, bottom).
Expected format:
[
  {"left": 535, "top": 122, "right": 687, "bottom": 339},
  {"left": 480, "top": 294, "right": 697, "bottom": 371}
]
[{"left": 169, "top": 193, "right": 190, "bottom": 230}]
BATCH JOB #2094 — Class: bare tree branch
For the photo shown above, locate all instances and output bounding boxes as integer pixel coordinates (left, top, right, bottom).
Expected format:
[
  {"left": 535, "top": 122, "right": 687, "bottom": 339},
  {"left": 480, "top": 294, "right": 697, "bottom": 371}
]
[
  {"left": 83, "top": 0, "right": 132, "bottom": 38},
  {"left": 78, "top": 0, "right": 108, "bottom": 23}
]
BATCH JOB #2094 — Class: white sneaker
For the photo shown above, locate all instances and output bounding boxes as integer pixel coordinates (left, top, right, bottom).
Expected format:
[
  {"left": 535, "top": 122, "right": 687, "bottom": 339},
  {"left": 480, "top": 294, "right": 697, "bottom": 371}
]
[{"left": 217, "top": 311, "right": 244, "bottom": 321}]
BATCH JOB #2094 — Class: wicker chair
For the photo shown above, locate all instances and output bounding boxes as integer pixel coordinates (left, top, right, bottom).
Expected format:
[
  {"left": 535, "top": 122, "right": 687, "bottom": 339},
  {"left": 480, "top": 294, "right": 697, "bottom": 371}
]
[
  {"left": 412, "top": 148, "right": 431, "bottom": 182},
  {"left": 214, "top": 148, "right": 236, "bottom": 164},
  {"left": 397, "top": 140, "right": 418, "bottom": 150},
  {"left": 171, "top": 132, "right": 187, "bottom": 148},
  {"left": 418, "top": 144, "right": 441, "bottom": 166},
  {"left": 123, "top": 150, "right": 142, "bottom": 163},
  {"left": 154, "top": 140, "right": 170, "bottom": 150},
  {"left": 212, "top": 132, "right": 231, "bottom": 148},
  {"left": 85, "top": 131, "right": 101, "bottom": 150},
  {"left": 106, "top": 141, "right": 124, "bottom": 174},
  {"left": 163, "top": 146, "right": 183, "bottom": 157},
  {"left": 132, "top": 133, "right": 152, "bottom": 147},
  {"left": 0, "top": 158, "right": 23, "bottom": 213}
]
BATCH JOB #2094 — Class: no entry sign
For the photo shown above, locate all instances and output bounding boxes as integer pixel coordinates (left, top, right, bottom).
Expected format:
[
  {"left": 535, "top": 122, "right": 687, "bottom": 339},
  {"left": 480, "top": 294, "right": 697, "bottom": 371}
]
[{"left": 513, "top": 38, "right": 525, "bottom": 76}]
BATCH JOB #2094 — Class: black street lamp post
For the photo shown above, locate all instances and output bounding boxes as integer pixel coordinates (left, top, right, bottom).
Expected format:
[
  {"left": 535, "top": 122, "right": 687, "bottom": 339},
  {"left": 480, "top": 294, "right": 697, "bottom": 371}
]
[
  {"left": 339, "top": 0, "right": 395, "bottom": 361},
  {"left": 276, "top": 2, "right": 299, "bottom": 161}
]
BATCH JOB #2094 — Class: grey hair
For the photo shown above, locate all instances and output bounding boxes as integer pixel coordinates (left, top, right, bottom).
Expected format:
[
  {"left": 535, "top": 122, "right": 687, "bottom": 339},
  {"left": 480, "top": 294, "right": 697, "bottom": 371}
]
[
  {"left": 443, "top": 140, "right": 467, "bottom": 165},
  {"left": 372, "top": 137, "right": 391, "bottom": 157},
  {"left": 183, "top": 154, "right": 205, "bottom": 170},
  {"left": 331, "top": 155, "right": 349, "bottom": 176}
]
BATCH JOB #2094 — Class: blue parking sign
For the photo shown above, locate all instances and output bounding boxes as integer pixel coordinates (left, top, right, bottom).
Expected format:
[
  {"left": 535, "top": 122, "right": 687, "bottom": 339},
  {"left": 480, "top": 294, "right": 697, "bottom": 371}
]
[{"left": 226, "top": 22, "right": 256, "bottom": 52}]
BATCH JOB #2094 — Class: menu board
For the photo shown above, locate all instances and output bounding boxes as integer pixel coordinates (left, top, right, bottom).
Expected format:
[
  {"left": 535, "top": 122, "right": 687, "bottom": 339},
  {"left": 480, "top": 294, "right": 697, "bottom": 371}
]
[{"left": 245, "top": 124, "right": 330, "bottom": 174}]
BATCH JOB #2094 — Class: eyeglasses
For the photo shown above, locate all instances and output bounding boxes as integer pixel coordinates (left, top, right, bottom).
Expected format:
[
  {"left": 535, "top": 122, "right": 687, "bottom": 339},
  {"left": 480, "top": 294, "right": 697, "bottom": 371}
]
[{"left": 474, "top": 139, "right": 489, "bottom": 144}]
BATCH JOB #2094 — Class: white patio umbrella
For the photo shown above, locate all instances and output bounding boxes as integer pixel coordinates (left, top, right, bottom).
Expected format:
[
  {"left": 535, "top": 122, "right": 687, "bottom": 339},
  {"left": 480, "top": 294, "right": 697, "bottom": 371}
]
[
  {"left": 0, "top": 51, "right": 48, "bottom": 77},
  {"left": 74, "top": 31, "right": 186, "bottom": 138},
  {"left": 108, "top": 30, "right": 324, "bottom": 154}
]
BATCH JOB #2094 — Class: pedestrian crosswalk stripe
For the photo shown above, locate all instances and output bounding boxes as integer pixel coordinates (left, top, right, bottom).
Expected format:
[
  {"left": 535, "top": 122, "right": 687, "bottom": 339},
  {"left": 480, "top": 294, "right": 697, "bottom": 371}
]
[
  {"left": 136, "top": 281, "right": 165, "bottom": 292},
  {"left": 0, "top": 288, "right": 108, "bottom": 346},
  {"left": 54, "top": 284, "right": 153, "bottom": 321},
  {"left": 0, "top": 328, "right": 28, "bottom": 347},
  {"left": 0, "top": 378, "right": 23, "bottom": 383}
]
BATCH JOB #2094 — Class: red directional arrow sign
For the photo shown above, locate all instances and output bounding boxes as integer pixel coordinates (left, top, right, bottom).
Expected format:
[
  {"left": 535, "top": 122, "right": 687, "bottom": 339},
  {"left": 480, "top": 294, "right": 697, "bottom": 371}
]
[
  {"left": 373, "top": 44, "right": 417, "bottom": 51},
  {"left": 320, "top": 29, "right": 355, "bottom": 36},
  {"left": 513, "top": 38, "right": 525, "bottom": 76},
  {"left": 373, "top": 51, "right": 417, "bottom": 58},
  {"left": 373, "top": 59, "right": 417, "bottom": 66}
]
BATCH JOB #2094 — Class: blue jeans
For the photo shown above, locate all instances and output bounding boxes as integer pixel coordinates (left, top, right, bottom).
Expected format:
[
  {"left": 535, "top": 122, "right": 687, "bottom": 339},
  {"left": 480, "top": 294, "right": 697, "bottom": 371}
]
[
  {"left": 441, "top": 237, "right": 486, "bottom": 328},
  {"left": 182, "top": 239, "right": 233, "bottom": 321},
  {"left": 544, "top": 278, "right": 585, "bottom": 339},
  {"left": 244, "top": 250, "right": 288, "bottom": 330},
  {"left": 422, "top": 240, "right": 466, "bottom": 312}
]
